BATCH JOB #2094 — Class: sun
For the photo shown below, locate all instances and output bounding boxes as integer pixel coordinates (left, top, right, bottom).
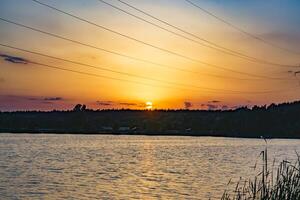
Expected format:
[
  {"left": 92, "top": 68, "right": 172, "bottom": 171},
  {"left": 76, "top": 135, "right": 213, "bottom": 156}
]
[{"left": 145, "top": 101, "right": 153, "bottom": 110}]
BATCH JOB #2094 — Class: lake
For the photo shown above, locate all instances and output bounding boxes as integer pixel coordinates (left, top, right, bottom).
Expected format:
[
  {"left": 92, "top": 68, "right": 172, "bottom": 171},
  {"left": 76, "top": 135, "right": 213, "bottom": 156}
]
[{"left": 1, "top": 134, "right": 300, "bottom": 199}]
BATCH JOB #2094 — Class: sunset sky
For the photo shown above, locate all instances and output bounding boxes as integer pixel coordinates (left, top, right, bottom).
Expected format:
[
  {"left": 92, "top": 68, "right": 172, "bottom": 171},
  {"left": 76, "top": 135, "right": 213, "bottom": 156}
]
[{"left": 1, "top": 0, "right": 300, "bottom": 111}]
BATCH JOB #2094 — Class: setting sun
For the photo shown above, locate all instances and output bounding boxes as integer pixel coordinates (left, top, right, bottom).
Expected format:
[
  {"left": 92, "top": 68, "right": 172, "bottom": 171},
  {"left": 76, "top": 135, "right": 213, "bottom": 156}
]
[{"left": 146, "top": 101, "right": 153, "bottom": 110}]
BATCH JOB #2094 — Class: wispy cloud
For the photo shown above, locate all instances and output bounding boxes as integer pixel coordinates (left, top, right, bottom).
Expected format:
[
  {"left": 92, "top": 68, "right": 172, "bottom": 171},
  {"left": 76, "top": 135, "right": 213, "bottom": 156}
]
[
  {"left": 0, "top": 54, "right": 29, "bottom": 64},
  {"left": 44, "top": 97, "right": 63, "bottom": 101},
  {"left": 207, "top": 100, "right": 221, "bottom": 104},
  {"left": 206, "top": 104, "right": 218, "bottom": 110},
  {"left": 0, "top": 95, "right": 68, "bottom": 111},
  {"left": 184, "top": 101, "right": 192, "bottom": 109},
  {"left": 95, "top": 100, "right": 145, "bottom": 108},
  {"left": 119, "top": 102, "right": 138, "bottom": 106},
  {"left": 221, "top": 105, "right": 229, "bottom": 110},
  {"left": 96, "top": 101, "right": 114, "bottom": 106},
  {"left": 27, "top": 96, "right": 64, "bottom": 102}
]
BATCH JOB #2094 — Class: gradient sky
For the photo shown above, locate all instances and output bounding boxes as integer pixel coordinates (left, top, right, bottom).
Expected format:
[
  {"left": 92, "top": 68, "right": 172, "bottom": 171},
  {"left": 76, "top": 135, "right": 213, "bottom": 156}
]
[{"left": 0, "top": 0, "right": 300, "bottom": 111}]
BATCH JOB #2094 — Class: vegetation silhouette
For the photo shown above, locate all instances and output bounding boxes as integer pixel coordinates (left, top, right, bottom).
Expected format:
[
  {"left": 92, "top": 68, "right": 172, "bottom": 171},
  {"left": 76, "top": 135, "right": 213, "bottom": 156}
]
[
  {"left": 222, "top": 146, "right": 300, "bottom": 199},
  {"left": 1, "top": 101, "right": 300, "bottom": 138}
]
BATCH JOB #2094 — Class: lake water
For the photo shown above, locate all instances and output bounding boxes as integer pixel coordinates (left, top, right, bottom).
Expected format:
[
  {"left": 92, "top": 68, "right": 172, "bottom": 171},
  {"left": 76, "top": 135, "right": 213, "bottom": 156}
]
[{"left": 1, "top": 134, "right": 300, "bottom": 199}]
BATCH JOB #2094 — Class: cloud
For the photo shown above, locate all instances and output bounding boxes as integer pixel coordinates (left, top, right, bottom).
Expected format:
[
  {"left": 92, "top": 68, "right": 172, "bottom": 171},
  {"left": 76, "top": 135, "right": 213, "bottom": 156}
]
[
  {"left": 184, "top": 101, "right": 192, "bottom": 109},
  {"left": 44, "top": 97, "right": 63, "bottom": 101},
  {"left": 0, "top": 54, "right": 28, "bottom": 64},
  {"left": 26, "top": 96, "right": 64, "bottom": 102},
  {"left": 119, "top": 102, "right": 146, "bottom": 108},
  {"left": 0, "top": 95, "right": 69, "bottom": 111},
  {"left": 207, "top": 104, "right": 218, "bottom": 110},
  {"left": 0, "top": 78, "right": 4, "bottom": 83},
  {"left": 27, "top": 97, "right": 39, "bottom": 101},
  {"left": 207, "top": 100, "right": 221, "bottom": 104},
  {"left": 41, "top": 101, "right": 54, "bottom": 104},
  {"left": 95, "top": 101, "right": 145, "bottom": 108},
  {"left": 96, "top": 101, "right": 113, "bottom": 106},
  {"left": 119, "top": 102, "right": 138, "bottom": 106},
  {"left": 201, "top": 103, "right": 219, "bottom": 110},
  {"left": 221, "top": 105, "right": 229, "bottom": 110}
]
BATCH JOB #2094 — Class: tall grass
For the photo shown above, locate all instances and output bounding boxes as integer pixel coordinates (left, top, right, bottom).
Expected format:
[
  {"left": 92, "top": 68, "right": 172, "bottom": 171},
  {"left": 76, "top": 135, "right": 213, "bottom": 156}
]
[{"left": 221, "top": 146, "right": 300, "bottom": 200}]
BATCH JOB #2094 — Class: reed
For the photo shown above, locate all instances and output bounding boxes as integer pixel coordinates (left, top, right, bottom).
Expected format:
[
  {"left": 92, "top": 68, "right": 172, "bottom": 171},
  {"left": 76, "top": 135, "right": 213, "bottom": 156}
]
[{"left": 221, "top": 146, "right": 300, "bottom": 200}]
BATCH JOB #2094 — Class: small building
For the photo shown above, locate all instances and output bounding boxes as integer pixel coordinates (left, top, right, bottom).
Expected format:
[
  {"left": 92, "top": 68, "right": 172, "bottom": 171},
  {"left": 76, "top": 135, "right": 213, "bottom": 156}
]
[
  {"left": 185, "top": 128, "right": 192, "bottom": 132},
  {"left": 101, "top": 126, "right": 113, "bottom": 132},
  {"left": 118, "top": 127, "right": 130, "bottom": 132}
]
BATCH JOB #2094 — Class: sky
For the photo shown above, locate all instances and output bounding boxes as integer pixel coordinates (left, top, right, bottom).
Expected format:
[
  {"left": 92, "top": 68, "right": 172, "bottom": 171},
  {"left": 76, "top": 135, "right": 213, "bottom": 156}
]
[{"left": 0, "top": 0, "right": 300, "bottom": 111}]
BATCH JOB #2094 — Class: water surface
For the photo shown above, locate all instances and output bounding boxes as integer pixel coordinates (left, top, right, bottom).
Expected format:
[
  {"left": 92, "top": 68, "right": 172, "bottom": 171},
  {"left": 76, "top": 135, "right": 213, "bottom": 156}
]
[{"left": 1, "top": 134, "right": 300, "bottom": 199}]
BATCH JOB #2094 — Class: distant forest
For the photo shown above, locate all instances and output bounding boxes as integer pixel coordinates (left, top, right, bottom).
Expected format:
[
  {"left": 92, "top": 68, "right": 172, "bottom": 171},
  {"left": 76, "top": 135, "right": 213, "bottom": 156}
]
[{"left": 1, "top": 101, "right": 300, "bottom": 138}]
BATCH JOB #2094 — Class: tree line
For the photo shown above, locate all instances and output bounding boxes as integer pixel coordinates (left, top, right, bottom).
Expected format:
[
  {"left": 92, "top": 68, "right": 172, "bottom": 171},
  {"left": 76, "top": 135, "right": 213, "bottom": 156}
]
[{"left": 0, "top": 101, "right": 300, "bottom": 138}]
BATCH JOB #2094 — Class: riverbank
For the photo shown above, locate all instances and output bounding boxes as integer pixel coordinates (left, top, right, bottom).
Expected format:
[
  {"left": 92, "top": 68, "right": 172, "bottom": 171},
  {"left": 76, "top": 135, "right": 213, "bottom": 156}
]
[
  {"left": 1, "top": 101, "right": 300, "bottom": 138},
  {"left": 2, "top": 131, "right": 300, "bottom": 139}
]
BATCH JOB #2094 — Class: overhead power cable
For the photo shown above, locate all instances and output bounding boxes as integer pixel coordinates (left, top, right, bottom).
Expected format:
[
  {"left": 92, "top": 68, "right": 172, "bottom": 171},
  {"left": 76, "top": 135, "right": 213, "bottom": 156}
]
[
  {"left": 1, "top": 44, "right": 298, "bottom": 94},
  {"left": 29, "top": 0, "right": 294, "bottom": 79},
  {"left": 0, "top": 43, "right": 254, "bottom": 92},
  {"left": 184, "top": 0, "right": 300, "bottom": 56},
  {"left": 100, "top": 0, "right": 296, "bottom": 68},
  {"left": 0, "top": 17, "right": 292, "bottom": 81}
]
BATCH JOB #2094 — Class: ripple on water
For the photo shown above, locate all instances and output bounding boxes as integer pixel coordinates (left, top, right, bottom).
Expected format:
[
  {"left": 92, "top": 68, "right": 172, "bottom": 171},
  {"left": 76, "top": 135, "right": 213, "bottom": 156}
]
[{"left": 1, "top": 134, "right": 300, "bottom": 199}]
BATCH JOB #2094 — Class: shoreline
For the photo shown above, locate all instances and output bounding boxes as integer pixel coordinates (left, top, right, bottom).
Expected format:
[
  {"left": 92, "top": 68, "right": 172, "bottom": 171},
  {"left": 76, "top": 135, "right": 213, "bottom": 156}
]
[{"left": 1, "top": 131, "right": 300, "bottom": 140}]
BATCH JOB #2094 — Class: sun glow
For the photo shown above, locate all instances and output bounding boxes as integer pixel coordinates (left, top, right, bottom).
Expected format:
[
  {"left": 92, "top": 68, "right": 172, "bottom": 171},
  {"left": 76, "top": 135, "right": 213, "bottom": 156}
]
[{"left": 146, "top": 101, "right": 153, "bottom": 110}]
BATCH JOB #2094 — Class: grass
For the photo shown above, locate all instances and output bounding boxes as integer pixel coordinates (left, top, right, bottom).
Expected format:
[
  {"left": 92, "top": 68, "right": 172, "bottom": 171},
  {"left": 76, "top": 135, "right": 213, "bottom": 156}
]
[{"left": 221, "top": 145, "right": 300, "bottom": 200}]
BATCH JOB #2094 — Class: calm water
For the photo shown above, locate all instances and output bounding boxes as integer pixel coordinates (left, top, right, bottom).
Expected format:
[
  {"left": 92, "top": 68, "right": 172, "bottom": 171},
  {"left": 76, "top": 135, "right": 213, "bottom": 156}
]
[{"left": 1, "top": 134, "right": 300, "bottom": 200}]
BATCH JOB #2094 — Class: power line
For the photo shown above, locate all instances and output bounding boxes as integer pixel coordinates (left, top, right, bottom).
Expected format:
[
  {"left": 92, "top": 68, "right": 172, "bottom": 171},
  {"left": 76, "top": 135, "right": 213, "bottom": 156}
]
[
  {"left": 29, "top": 61, "right": 184, "bottom": 91},
  {"left": 0, "top": 17, "right": 291, "bottom": 81},
  {"left": 184, "top": 0, "right": 300, "bottom": 56},
  {"left": 29, "top": 0, "right": 293, "bottom": 79},
  {"left": 100, "top": 0, "right": 296, "bottom": 68},
  {"left": 0, "top": 43, "right": 296, "bottom": 94},
  {"left": 0, "top": 43, "right": 249, "bottom": 93},
  {"left": 1, "top": 45, "right": 298, "bottom": 95}
]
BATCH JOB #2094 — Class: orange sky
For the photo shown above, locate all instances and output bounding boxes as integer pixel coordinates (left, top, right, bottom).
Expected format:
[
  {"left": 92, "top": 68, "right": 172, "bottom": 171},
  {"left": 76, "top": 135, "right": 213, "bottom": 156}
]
[{"left": 0, "top": 0, "right": 300, "bottom": 111}]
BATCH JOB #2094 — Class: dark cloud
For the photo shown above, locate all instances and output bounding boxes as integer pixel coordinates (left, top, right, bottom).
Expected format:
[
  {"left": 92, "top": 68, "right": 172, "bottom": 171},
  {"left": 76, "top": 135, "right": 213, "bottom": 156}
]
[
  {"left": 0, "top": 54, "right": 28, "bottom": 64},
  {"left": 184, "top": 101, "right": 192, "bottom": 109},
  {"left": 27, "top": 97, "right": 39, "bottom": 101},
  {"left": 95, "top": 101, "right": 145, "bottom": 108},
  {"left": 41, "top": 101, "right": 54, "bottom": 104},
  {"left": 0, "top": 95, "right": 69, "bottom": 111},
  {"left": 96, "top": 101, "right": 113, "bottom": 106},
  {"left": 208, "top": 100, "right": 221, "bottom": 104},
  {"left": 0, "top": 78, "right": 4, "bottom": 83},
  {"left": 201, "top": 103, "right": 219, "bottom": 110},
  {"left": 26, "top": 96, "right": 64, "bottom": 102},
  {"left": 120, "top": 102, "right": 146, "bottom": 108},
  {"left": 119, "top": 102, "right": 138, "bottom": 106},
  {"left": 44, "top": 97, "right": 63, "bottom": 101},
  {"left": 207, "top": 104, "right": 218, "bottom": 110},
  {"left": 221, "top": 105, "right": 229, "bottom": 110}
]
